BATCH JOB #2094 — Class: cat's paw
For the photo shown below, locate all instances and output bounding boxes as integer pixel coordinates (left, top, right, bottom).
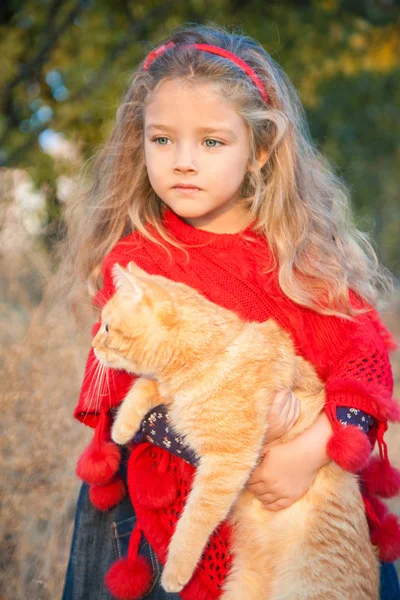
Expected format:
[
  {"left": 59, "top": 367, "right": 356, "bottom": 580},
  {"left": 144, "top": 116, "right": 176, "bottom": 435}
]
[
  {"left": 161, "top": 556, "right": 195, "bottom": 593},
  {"left": 111, "top": 419, "right": 139, "bottom": 445}
]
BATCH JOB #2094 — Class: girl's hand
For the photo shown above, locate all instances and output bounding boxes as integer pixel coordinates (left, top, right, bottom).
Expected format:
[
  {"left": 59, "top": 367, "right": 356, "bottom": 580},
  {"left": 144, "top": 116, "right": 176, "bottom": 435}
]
[
  {"left": 266, "top": 389, "right": 301, "bottom": 443},
  {"left": 247, "top": 412, "right": 332, "bottom": 511}
]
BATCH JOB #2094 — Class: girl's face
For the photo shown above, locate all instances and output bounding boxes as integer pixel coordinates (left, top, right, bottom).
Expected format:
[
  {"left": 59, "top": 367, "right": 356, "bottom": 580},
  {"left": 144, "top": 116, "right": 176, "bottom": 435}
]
[{"left": 144, "top": 79, "right": 258, "bottom": 233}]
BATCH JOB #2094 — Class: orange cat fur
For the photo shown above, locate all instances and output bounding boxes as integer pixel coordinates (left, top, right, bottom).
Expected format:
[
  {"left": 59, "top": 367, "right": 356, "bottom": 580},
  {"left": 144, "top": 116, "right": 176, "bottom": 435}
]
[{"left": 92, "top": 262, "right": 379, "bottom": 599}]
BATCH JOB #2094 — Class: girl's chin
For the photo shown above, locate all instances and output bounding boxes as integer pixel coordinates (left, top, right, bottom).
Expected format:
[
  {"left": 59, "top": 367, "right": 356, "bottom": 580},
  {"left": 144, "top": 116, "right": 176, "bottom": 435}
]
[{"left": 164, "top": 201, "right": 215, "bottom": 220}]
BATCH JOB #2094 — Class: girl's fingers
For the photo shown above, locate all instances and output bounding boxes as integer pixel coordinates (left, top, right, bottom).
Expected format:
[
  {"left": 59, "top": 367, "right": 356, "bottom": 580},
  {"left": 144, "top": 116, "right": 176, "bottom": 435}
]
[
  {"left": 262, "top": 498, "right": 291, "bottom": 511},
  {"left": 294, "top": 398, "right": 301, "bottom": 421},
  {"left": 282, "top": 389, "right": 296, "bottom": 414},
  {"left": 282, "top": 391, "right": 295, "bottom": 423},
  {"left": 257, "top": 492, "right": 278, "bottom": 504},
  {"left": 247, "top": 463, "right": 266, "bottom": 486},
  {"left": 247, "top": 478, "right": 280, "bottom": 498},
  {"left": 247, "top": 480, "right": 270, "bottom": 495},
  {"left": 273, "top": 391, "right": 297, "bottom": 436},
  {"left": 280, "top": 395, "right": 293, "bottom": 424},
  {"left": 287, "top": 396, "right": 301, "bottom": 428},
  {"left": 270, "top": 389, "right": 290, "bottom": 419}
]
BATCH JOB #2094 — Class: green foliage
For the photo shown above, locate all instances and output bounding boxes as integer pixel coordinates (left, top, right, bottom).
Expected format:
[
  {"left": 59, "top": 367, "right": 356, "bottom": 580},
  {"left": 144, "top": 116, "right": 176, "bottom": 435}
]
[{"left": 1, "top": 0, "right": 399, "bottom": 271}]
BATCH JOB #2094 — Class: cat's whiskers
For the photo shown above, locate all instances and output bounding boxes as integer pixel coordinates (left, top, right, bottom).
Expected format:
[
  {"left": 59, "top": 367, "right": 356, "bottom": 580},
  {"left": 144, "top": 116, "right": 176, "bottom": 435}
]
[
  {"left": 103, "top": 361, "right": 113, "bottom": 411},
  {"left": 83, "top": 359, "right": 101, "bottom": 413},
  {"left": 92, "top": 362, "right": 103, "bottom": 415},
  {"left": 80, "top": 358, "right": 98, "bottom": 404},
  {"left": 86, "top": 357, "right": 108, "bottom": 414},
  {"left": 82, "top": 355, "right": 102, "bottom": 391},
  {"left": 77, "top": 350, "right": 112, "bottom": 422},
  {"left": 94, "top": 362, "right": 109, "bottom": 415}
]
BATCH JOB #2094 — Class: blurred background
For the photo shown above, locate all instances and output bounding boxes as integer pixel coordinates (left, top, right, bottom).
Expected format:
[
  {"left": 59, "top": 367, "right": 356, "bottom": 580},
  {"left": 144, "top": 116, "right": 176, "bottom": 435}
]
[{"left": 1, "top": 0, "right": 399, "bottom": 598}]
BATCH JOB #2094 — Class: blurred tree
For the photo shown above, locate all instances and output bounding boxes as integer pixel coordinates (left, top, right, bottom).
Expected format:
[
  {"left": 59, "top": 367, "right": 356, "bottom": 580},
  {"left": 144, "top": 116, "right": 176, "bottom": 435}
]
[
  {"left": 0, "top": 0, "right": 230, "bottom": 243},
  {"left": 0, "top": 0, "right": 399, "bottom": 271},
  {"left": 0, "top": 0, "right": 195, "bottom": 166},
  {"left": 232, "top": 0, "right": 400, "bottom": 270}
]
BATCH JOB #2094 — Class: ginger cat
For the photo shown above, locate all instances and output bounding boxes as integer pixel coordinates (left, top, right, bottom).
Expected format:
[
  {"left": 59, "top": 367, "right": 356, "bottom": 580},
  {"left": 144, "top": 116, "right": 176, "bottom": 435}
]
[{"left": 92, "top": 262, "right": 379, "bottom": 600}]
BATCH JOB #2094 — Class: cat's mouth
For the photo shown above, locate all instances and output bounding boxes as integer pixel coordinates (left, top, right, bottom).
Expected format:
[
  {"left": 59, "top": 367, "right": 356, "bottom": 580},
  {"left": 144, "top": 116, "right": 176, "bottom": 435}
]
[
  {"left": 93, "top": 347, "right": 111, "bottom": 367},
  {"left": 93, "top": 346, "right": 132, "bottom": 371}
]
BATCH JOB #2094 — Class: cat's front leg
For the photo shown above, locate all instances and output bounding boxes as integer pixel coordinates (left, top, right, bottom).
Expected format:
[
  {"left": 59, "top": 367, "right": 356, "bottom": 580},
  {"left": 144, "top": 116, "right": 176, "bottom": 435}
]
[
  {"left": 111, "top": 377, "right": 160, "bottom": 445},
  {"left": 161, "top": 453, "right": 256, "bottom": 593}
]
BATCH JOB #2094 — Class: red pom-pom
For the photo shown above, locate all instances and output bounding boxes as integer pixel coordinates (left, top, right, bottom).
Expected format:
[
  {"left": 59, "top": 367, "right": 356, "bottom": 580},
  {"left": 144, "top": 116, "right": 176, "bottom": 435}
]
[
  {"left": 362, "top": 456, "right": 400, "bottom": 498},
  {"left": 327, "top": 425, "right": 372, "bottom": 473},
  {"left": 371, "top": 513, "right": 400, "bottom": 563},
  {"left": 76, "top": 438, "right": 121, "bottom": 485},
  {"left": 89, "top": 475, "right": 126, "bottom": 511},
  {"left": 365, "top": 495, "right": 387, "bottom": 523},
  {"left": 105, "top": 555, "right": 152, "bottom": 600}
]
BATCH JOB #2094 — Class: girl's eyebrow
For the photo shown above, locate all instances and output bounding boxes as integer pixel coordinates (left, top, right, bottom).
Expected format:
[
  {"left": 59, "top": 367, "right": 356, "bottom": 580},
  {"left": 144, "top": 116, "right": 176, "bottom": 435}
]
[
  {"left": 145, "top": 124, "right": 237, "bottom": 139},
  {"left": 198, "top": 127, "right": 237, "bottom": 139}
]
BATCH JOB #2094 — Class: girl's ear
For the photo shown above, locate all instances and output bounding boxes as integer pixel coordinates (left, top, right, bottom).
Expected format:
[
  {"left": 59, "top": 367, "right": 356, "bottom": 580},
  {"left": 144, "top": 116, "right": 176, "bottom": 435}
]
[
  {"left": 250, "top": 147, "right": 269, "bottom": 171},
  {"left": 112, "top": 263, "right": 144, "bottom": 303}
]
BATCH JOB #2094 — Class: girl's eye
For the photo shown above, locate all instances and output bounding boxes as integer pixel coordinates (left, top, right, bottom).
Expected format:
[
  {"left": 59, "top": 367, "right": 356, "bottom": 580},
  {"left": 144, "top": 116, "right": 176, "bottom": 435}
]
[
  {"left": 105, "top": 323, "right": 109, "bottom": 332},
  {"left": 154, "top": 136, "right": 170, "bottom": 145},
  {"left": 204, "top": 139, "right": 223, "bottom": 148}
]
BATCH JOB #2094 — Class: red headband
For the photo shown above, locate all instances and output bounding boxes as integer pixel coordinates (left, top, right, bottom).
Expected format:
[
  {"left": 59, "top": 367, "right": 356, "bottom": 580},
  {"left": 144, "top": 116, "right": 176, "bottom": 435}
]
[{"left": 143, "top": 42, "right": 269, "bottom": 104}]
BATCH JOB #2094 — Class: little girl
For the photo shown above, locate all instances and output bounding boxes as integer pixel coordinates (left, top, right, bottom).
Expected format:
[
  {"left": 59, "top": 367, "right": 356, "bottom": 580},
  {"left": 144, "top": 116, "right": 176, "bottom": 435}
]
[{"left": 62, "top": 24, "right": 400, "bottom": 600}]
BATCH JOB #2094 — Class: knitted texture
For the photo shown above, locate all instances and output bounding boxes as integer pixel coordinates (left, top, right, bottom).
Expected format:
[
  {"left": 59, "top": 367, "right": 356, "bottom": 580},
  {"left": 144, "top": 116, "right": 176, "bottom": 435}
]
[{"left": 75, "top": 209, "right": 400, "bottom": 597}]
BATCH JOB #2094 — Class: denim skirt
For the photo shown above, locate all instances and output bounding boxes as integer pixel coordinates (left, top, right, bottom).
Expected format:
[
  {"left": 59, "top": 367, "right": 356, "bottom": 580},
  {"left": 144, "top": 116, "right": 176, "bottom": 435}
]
[
  {"left": 62, "top": 482, "right": 400, "bottom": 600},
  {"left": 62, "top": 481, "right": 180, "bottom": 600}
]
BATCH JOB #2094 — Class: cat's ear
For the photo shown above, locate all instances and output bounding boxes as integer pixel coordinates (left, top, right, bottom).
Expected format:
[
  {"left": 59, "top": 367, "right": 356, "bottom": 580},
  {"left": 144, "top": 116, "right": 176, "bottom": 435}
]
[
  {"left": 127, "top": 261, "right": 149, "bottom": 278},
  {"left": 112, "top": 263, "right": 144, "bottom": 303}
]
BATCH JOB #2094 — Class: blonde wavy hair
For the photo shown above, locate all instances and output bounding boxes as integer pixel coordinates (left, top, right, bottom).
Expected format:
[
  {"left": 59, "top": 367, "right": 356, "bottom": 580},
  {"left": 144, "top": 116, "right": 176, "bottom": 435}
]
[{"left": 60, "top": 23, "right": 392, "bottom": 318}]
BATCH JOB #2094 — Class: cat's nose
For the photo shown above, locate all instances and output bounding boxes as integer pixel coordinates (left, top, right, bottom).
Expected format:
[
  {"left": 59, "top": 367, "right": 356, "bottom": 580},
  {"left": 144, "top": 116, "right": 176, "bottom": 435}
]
[
  {"left": 93, "top": 347, "right": 103, "bottom": 361},
  {"left": 93, "top": 347, "right": 108, "bottom": 366}
]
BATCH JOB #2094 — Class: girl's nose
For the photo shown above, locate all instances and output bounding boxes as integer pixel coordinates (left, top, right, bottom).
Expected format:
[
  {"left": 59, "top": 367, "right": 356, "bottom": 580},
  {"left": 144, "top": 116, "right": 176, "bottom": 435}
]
[{"left": 173, "top": 144, "right": 198, "bottom": 174}]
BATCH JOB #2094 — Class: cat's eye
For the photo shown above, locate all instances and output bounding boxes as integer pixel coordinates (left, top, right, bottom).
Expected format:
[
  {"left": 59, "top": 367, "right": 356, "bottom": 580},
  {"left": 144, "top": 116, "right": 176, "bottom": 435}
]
[{"left": 105, "top": 323, "right": 109, "bottom": 332}]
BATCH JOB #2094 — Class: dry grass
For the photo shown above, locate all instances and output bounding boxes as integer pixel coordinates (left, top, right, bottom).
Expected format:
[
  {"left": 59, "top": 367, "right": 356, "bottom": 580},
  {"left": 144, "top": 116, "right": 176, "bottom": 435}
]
[
  {"left": 1, "top": 236, "right": 399, "bottom": 599},
  {"left": 1, "top": 238, "right": 92, "bottom": 599}
]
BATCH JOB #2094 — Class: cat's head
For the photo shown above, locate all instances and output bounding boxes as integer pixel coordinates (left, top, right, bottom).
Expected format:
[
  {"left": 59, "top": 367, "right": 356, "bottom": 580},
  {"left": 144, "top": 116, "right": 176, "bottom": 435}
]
[{"left": 92, "top": 262, "right": 179, "bottom": 376}]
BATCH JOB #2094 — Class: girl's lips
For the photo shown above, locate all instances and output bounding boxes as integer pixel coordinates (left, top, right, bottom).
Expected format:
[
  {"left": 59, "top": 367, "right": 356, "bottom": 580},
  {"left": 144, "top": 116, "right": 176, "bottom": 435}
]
[
  {"left": 173, "top": 185, "right": 201, "bottom": 193},
  {"left": 174, "top": 184, "right": 200, "bottom": 189}
]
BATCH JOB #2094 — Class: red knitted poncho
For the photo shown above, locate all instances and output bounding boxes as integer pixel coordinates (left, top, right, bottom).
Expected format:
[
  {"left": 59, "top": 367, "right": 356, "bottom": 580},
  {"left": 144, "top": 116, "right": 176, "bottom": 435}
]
[{"left": 75, "top": 210, "right": 400, "bottom": 600}]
